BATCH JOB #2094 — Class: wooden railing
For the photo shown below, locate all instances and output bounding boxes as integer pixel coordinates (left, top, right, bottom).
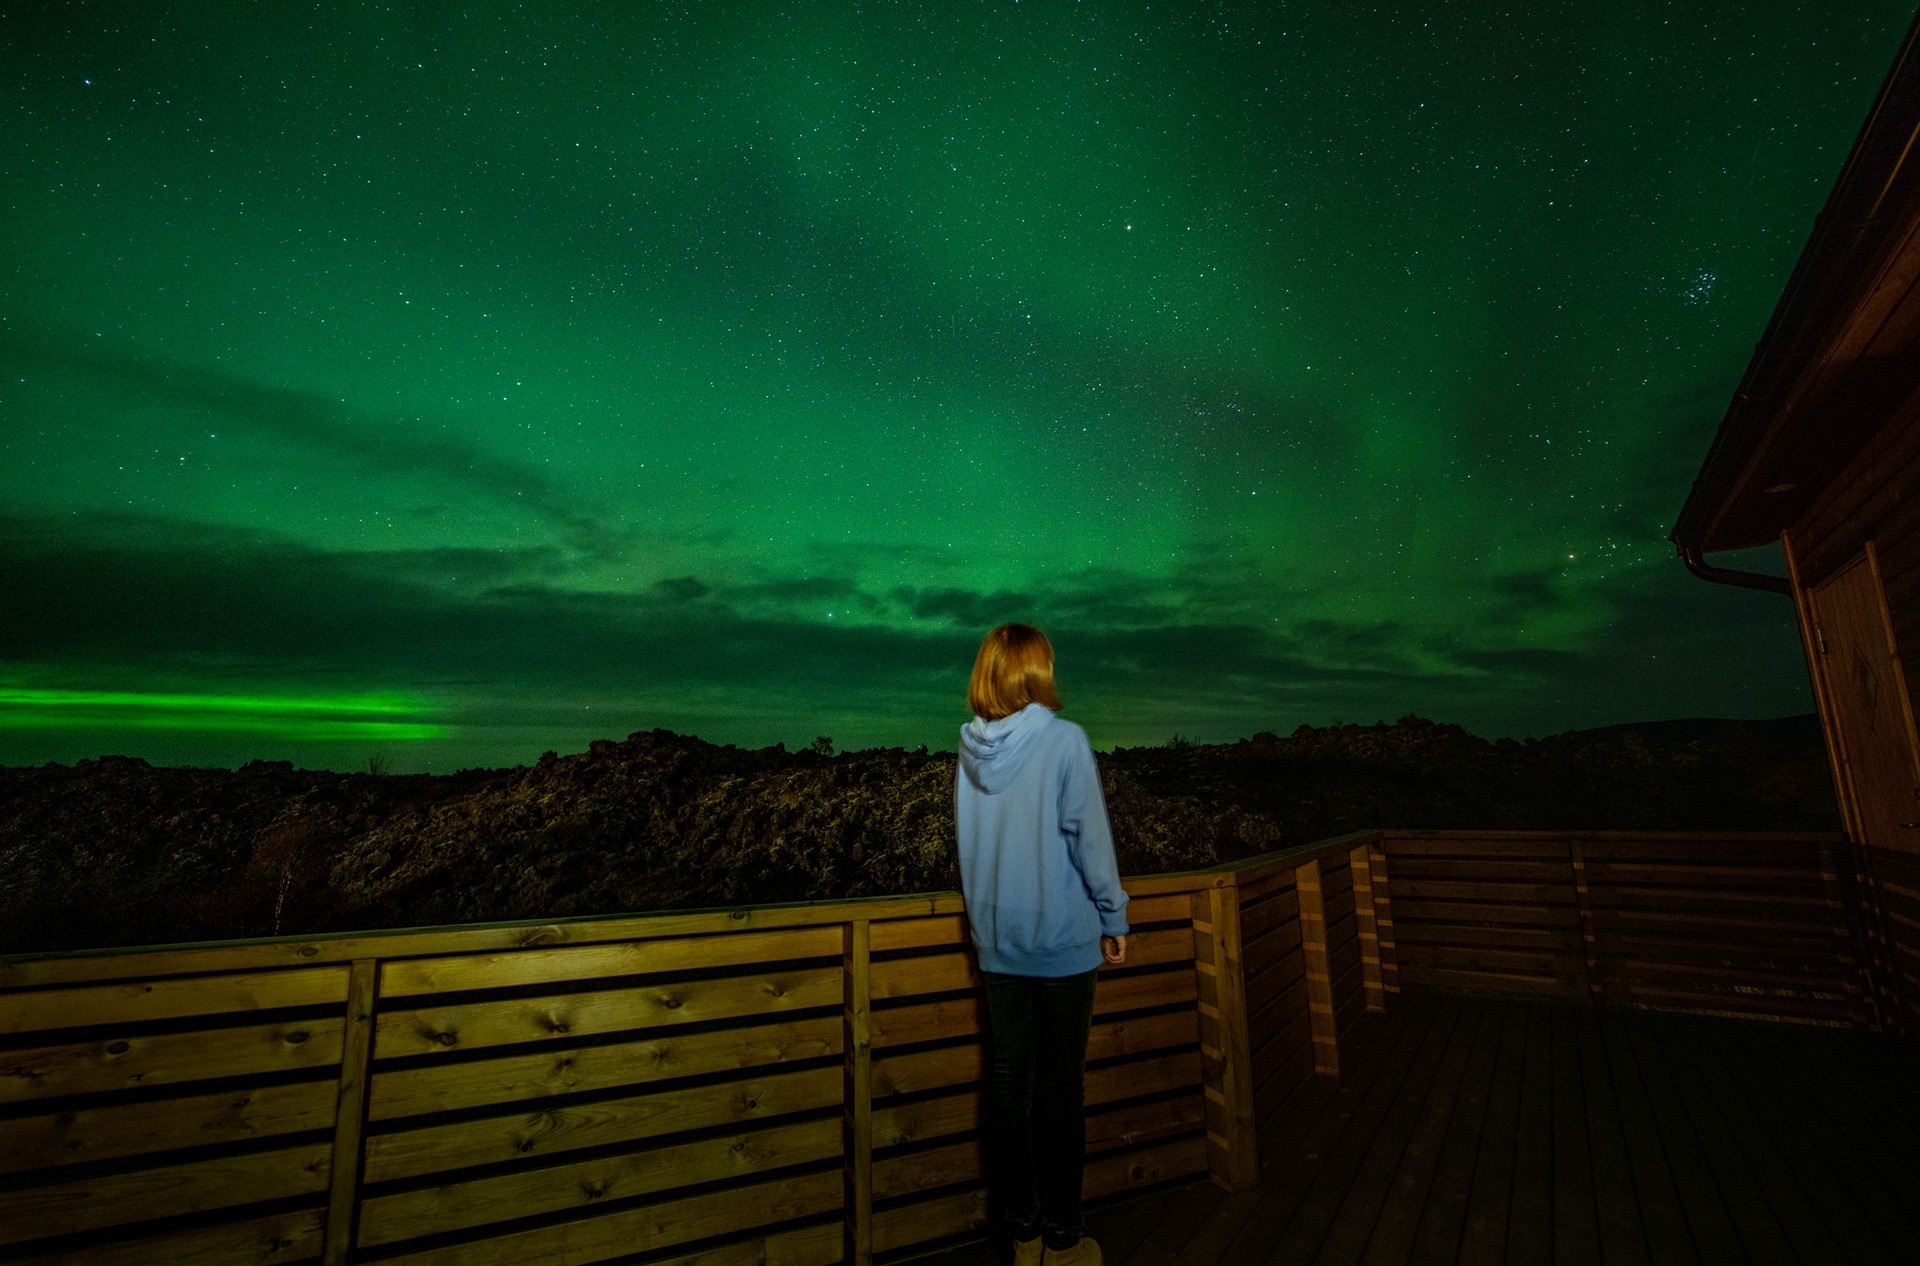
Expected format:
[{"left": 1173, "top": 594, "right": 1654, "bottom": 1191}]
[
  {"left": 1375, "top": 830, "right": 1874, "bottom": 1027},
  {"left": 0, "top": 829, "right": 1866, "bottom": 1266}
]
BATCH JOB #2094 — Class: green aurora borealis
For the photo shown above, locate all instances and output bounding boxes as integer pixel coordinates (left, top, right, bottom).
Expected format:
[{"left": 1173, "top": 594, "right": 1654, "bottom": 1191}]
[{"left": 3, "top": 3, "right": 1914, "bottom": 770}]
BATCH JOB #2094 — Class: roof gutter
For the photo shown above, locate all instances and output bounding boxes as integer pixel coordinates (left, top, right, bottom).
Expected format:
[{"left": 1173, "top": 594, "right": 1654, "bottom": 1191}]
[{"left": 1676, "top": 543, "right": 1791, "bottom": 596}]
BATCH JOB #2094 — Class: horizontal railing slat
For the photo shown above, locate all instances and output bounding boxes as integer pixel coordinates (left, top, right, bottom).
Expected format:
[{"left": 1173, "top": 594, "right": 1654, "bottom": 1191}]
[
  {"left": 0, "top": 1078, "right": 339, "bottom": 1174},
  {"left": 371, "top": 1167, "right": 843, "bottom": 1266},
  {"left": 361, "top": 1064, "right": 839, "bottom": 1184},
  {"left": 357, "top": 1117, "right": 843, "bottom": 1248},
  {"left": 0, "top": 1141, "right": 332, "bottom": 1247},
  {"left": 7, "top": 1209, "right": 327, "bottom": 1266},
  {"left": 367, "top": 1014, "right": 842, "bottom": 1120},
  {"left": 373, "top": 965, "right": 842, "bottom": 1059},
  {"left": 1, "top": 1017, "right": 344, "bottom": 1103},
  {"left": 0, "top": 966, "right": 350, "bottom": 1035},
  {"left": 378, "top": 925, "right": 844, "bottom": 997}
]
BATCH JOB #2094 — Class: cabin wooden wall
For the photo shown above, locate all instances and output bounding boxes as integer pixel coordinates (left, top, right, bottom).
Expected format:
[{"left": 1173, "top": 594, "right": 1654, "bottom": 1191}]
[{"left": 1785, "top": 403, "right": 1920, "bottom": 1038}]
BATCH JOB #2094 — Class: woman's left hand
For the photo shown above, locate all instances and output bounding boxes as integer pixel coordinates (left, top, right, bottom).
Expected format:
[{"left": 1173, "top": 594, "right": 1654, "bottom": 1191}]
[{"left": 1101, "top": 934, "right": 1128, "bottom": 965}]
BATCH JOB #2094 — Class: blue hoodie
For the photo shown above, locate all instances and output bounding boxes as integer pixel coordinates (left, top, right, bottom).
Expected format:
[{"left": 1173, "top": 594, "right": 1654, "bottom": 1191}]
[{"left": 955, "top": 702, "right": 1129, "bottom": 976}]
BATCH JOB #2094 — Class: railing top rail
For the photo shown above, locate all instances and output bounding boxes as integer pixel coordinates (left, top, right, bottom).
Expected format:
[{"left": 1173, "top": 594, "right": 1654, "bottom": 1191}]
[
  {"left": 0, "top": 827, "right": 1843, "bottom": 988},
  {"left": 1373, "top": 828, "right": 1846, "bottom": 843}
]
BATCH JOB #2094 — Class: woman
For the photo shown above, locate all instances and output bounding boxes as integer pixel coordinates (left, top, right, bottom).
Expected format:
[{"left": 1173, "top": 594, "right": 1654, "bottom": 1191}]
[{"left": 955, "top": 623, "right": 1129, "bottom": 1266}]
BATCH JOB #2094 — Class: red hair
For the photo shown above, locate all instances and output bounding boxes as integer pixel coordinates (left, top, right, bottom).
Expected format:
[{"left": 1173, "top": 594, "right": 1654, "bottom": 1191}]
[{"left": 967, "top": 623, "right": 1063, "bottom": 721}]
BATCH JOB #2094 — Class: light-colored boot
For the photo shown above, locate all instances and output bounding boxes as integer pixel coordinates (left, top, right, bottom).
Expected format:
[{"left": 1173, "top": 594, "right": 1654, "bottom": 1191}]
[
  {"left": 1041, "top": 1237, "right": 1101, "bottom": 1266},
  {"left": 1013, "top": 1235, "right": 1045, "bottom": 1266}
]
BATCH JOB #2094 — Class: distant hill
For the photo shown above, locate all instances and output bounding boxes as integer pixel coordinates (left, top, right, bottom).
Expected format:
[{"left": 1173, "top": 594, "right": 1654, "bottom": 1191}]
[{"left": 0, "top": 714, "right": 1838, "bottom": 953}]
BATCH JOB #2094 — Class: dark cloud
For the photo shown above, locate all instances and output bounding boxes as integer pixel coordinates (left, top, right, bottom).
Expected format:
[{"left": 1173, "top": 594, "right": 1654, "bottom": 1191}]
[
  {"left": 0, "top": 508, "right": 1814, "bottom": 760},
  {"left": 651, "top": 576, "right": 710, "bottom": 601},
  {"left": 0, "top": 329, "right": 629, "bottom": 559}
]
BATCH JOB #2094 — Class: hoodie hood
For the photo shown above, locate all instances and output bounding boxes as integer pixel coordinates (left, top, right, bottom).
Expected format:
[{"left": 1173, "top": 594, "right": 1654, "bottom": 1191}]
[{"left": 957, "top": 702, "right": 1055, "bottom": 794}]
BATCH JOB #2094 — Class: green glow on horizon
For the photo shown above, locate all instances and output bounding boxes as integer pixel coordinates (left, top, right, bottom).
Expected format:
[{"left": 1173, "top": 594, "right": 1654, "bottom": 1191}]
[
  {"left": 0, "top": 687, "right": 429, "bottom": 716},
  {"left": 0, "top": 688, "right": 444, "bottom": 740}
]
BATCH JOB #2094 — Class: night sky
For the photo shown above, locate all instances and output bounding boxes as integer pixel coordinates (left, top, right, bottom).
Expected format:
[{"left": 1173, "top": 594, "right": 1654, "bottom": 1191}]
[{"left": 3, "top": 3, "right": 1913, "bottom": 771}]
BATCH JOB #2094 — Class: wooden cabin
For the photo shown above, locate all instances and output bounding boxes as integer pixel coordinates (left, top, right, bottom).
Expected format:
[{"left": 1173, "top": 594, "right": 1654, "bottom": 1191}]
[{"left": 1672, "top": 12, "right": 1920, "bottom": 1043}]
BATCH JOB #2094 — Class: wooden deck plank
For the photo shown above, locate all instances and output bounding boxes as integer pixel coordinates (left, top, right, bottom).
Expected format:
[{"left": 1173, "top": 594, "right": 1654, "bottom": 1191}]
[
  {"left": 880, "top": 994, "right": 1915, "bottom": 1266},
  {"left": 1504, "top": 1003, "right": 1555, "bottom": 1264},
  {"left": 1116, "top": 1180, "right": 1227, "bottom": 1266},
  {"left": 1737, "top": 1024, "right": 1919, "bottom": 1256},
  {"left": 1176, "top": 998, "right": 1430, "bottom": 1266},
  {"left": 1768, "top": 1023, "right": 1920, "bottom": 1186},
  {"left": 1645, "top": 1013, "right": 1795, "bottom": 1265},
  {"left": 1263, "top": 995, "right": 1465, "bottom": 1264},
  {"left": 1596, "top": 1010, "right": 1695, "bottom": 1266},
  {"left": 1098, "top": 1182, "right": 1201, "bottom": 1263},
  {"left": 1667, "top": 1016, "right": 1849, "bottom": 1265},
  {"left": 1572, "top": 1010, "right": 1650, "bottom": 1266},
  {"left": 1705, "top": 1022, "right": 1904, "bottom": 1266},
  {"left": 1345, "top": 997, "right": 1487, "bottom": 1266},
  {"left": 1455, "top": 999, "right": 1526, "bottom": 1263},
  {"left": 1550, "top": 1006, "right": 1601, "bottom": 1266},
  {"left": 1306, "top": 995, "right": 1478, "bottom": 1264},
  {"left": 1619, "top": 1014, "right": 1745, "bottom": 1263},
  {"left": 1208, "top": 993, "right": 1446, "bottom": 1266},
  {"left": 1401, "top": 992, "right": 1504, "bottom": 1266}
]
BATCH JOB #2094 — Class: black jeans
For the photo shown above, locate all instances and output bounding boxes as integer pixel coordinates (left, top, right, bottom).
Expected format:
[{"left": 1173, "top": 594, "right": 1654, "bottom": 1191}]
[{"left": 981, "top": 966, "right": 1100, "bottom": 1250}]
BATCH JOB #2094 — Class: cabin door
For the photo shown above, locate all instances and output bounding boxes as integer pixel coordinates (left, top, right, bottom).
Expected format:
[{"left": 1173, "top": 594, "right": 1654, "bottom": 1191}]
[{"left": 1801, "top": 543, "right": 1920, "bottom": 854}]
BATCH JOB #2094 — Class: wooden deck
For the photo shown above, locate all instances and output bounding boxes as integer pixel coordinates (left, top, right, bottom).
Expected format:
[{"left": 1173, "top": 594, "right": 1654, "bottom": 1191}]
[{"left": 913, "top": 990, "right": 1920, "bottom": 1266}]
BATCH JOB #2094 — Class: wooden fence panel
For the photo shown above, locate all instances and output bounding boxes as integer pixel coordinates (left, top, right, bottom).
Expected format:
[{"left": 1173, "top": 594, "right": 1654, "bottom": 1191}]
[
  {"left": 1865, "top": 845, "right": 1920, "bottom": 1034},
  {"left": 0, "top": 964, "right": 351, "bottom": 1263},
  {"left": 1237, "top": 861, "right": 1313, "bottom": 1128},
  {"left": 1377, "top": 832, "right": 1868, "bottom": 1027},
  {"left": 1381, "top": 834, "right": 1589, "bottom": 1002},
  {"left": 356, "top": 925, "right": 852, "bottom": 1266}
]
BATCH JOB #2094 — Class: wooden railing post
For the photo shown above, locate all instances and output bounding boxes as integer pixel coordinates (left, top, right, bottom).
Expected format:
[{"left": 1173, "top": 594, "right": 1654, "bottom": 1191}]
[
  {"left": 322, "top": 958, "right": 378, "bottom": 1266},
  {"left": 1568, "top": 838, "right": 1603, "bottom": 1004},
  {"left": 844, "top": 920, "right": 873, "bottom": 1266},
  {"left": 1194, "top": 880, "right": 1259, "bottom": 1191},
  {"left": 1819, "top": 839, "right": 1884, "bottom": 1029},
  {"left": 1296, "top": 857, "right": 1340, "bottom": 1076},
  {"left": 1369, "top": 837, "right": 1399, "bottom": 997},
  {"left": 1350, "top": 842, "right": 1387, "bottom": 1013}
]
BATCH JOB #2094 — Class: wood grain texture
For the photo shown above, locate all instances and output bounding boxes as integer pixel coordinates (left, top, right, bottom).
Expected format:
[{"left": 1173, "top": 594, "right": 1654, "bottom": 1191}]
[
  {"left": 362, "top": 1064, "right": 840, "bottom": 1183},
  {"left": 1296, "top": 857, "right": 1339, "bottom": 1077},
  {"left": 374, "top": 966, "right": 842, "bottom": 1058},
  {"left": 356, "top": 1118, "right": 842, "bottom": 1247},
  {"left": 1196, "top": 884, "right": 1258, "bottom": 1191},
  {"left": 0, "top": 1141, "right": 331, "bottom": 1247},
  {"left": 367, "top": 1015, "right": 841, "bottom": 1120},
  {"left": 378, "top": 925, "right": 843, "bottom": 996},
  {"left": 0, "top": 966, "right": 349, "bottom": 1035},
  {"left": 7, "top": 1209, "right": 326, "bottom": 1266},
  {"left": 321, "top": 958, "right": 377, "bottom": 1266},
  {"left": 1, "top": 1017, "right": 344, "bottom": 1103},
  {"left": 843, "top": 919, "right": 873, "bottom": 1266},
  {"left": 0, "top": 1078, "right": 337, "bottom": 1174},
  {"left": 370, "top": 1168, "right": 842, "bottom": 1266}
]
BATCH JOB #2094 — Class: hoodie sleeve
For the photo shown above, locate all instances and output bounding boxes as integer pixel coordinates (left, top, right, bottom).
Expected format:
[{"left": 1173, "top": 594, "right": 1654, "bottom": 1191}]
[{"left": 1059, "top": 729, "right": 1129, "bottom": 937}]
